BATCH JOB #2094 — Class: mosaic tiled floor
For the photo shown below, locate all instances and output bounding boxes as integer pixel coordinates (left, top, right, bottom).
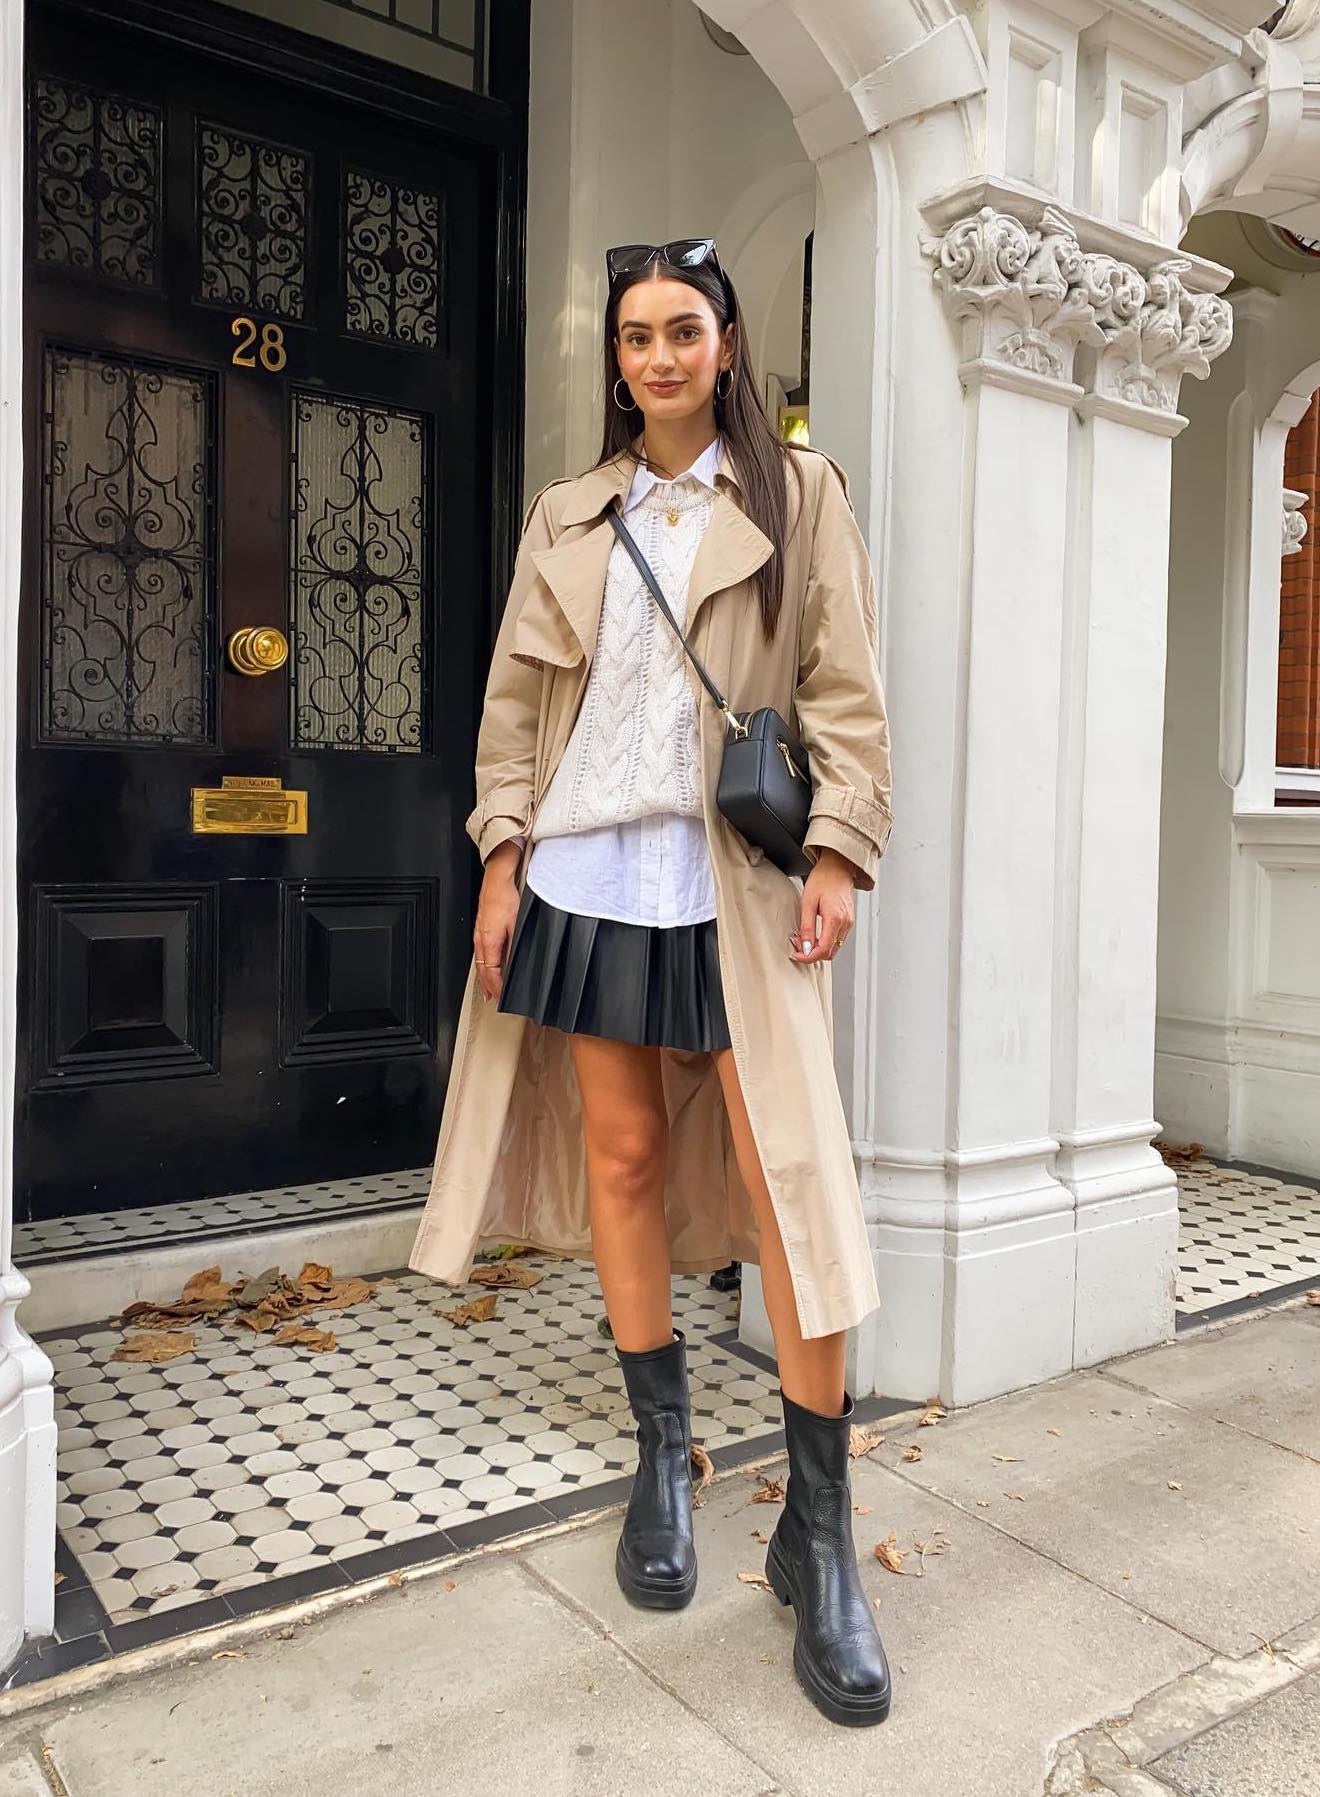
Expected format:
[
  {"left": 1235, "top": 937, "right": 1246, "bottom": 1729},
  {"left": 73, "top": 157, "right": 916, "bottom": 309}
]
[
  {"left": 1175, "top": 1155, "right": 1320, "bottom": 1319},
  {"left": 43, "top": 1259, "right": 783, "bottom": 1628},
  {"left": 8, "top": 1251, "right": 925, "bottom": 1693},
  {"left": 13, "top": 1168, "right": 431, "bottom": 1265}
]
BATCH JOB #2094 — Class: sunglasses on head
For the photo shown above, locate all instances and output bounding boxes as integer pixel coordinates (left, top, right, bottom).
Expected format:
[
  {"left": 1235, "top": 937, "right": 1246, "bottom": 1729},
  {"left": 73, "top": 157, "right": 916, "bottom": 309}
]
[{"left": 605, "top": 239, "right": 725, "bottom": 284}]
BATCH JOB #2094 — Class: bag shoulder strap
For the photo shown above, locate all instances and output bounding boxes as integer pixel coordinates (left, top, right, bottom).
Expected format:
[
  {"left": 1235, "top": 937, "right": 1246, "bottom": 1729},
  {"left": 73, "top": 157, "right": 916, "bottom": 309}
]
[{"left": 607, "top": 505, "right": 736, "bottom": 723}]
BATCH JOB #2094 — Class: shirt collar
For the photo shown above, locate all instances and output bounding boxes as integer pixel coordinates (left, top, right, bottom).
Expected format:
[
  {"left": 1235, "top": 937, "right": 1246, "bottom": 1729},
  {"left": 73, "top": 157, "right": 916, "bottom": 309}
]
[{"left": 622, "top": 434, "right": 724, "bottom": 514}]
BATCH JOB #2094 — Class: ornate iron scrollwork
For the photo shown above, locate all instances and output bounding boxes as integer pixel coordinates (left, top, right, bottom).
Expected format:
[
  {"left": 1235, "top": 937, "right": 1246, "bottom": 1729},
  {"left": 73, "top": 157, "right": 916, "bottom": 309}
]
[
  {"left": 41, "top": 348, "right": 215, "bottom": 744},
  {"left": 343, "top": 168, "right": 442, "bottom": 349},
  {"left": 198, "top": 122, "right": 309, "bottom": 321},
  {"left": 31, "top": 75, "right": 161, "bottom": 287},
  {"left": 290, "top": 392, "right": 427, "bottom": 752}
]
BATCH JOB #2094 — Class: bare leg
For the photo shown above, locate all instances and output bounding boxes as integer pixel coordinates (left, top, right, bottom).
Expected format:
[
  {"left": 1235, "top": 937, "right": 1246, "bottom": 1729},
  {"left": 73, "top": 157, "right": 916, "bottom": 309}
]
[
  {"left": 568, "top": 1033, "right": 673, "bottom": 1353},
  {"left": 713, "top": 1046, "right": 846, "bottom": 1416}
]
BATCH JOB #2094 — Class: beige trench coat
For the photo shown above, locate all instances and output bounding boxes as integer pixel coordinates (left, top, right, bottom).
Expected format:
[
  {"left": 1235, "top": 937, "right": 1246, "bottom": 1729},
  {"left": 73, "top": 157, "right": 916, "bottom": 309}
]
[{"left": 408, "top": 434, "right": 894, "bottom": 1339}]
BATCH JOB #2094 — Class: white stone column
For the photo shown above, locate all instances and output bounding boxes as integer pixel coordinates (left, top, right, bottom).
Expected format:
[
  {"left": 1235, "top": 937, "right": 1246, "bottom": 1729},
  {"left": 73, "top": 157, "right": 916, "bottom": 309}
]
[
  {"left": 0, "top": 0, "right": 57, "bottom": 1671},
  {"left": 1059, "top": 254, "right": 1234, "bottom": 1364},
  {"left": 875, "top": 203, "right": 1099, "bottom": 1407}
]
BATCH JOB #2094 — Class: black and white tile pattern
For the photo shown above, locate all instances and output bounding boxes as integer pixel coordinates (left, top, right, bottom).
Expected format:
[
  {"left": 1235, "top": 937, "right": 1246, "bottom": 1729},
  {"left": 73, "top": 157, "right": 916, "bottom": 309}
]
[
  {"left": 42, "top": 1258, "right": 784, "bottom": 1627},
  {"left": 1176, "top": 1156, "right": 1320, "bottom": 1318},
  {"left": 15, "top": 1169, "right": 430, "bottom": 1265}
]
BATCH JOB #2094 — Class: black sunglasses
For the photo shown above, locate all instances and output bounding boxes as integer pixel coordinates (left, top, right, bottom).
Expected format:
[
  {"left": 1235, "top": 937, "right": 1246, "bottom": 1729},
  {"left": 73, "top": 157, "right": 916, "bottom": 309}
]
[{"left": 606, "top": 239, "right": 725, "bottom": 284}]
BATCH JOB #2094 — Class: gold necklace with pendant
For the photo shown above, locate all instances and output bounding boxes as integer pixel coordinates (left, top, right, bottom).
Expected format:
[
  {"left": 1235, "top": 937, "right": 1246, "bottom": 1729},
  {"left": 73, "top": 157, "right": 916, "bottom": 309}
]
[{"left": 642, "top": 437, "right": 682, "bottom": 525}]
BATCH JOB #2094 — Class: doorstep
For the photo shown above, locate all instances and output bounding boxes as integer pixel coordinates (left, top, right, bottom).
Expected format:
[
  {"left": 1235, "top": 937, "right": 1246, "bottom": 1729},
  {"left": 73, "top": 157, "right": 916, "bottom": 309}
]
[{"left": 14, "top": 1171, "right": 430, "bottom": 1332}]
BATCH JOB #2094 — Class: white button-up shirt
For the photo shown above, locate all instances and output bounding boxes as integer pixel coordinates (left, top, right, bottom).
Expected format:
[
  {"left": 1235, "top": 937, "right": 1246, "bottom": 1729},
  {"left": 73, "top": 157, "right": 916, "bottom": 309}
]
[{"left": 516, "top": 437, "right": 722, "bottom": 929}]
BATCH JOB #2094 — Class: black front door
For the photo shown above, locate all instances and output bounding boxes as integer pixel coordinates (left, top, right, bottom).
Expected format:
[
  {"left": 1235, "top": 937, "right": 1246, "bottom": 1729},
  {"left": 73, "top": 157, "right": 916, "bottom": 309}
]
[{"left": 16, "top": 4, "right": 506, "bottom": 1219}]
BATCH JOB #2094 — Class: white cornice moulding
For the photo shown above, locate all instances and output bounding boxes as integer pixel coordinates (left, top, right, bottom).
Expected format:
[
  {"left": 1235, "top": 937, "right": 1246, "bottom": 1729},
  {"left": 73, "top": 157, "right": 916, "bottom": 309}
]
[
  {"left": 1233, "top": 807, "right": 1320, "bottom": 842},
  {"left": 1076, "top": 390, "right": 1189, "bottom": 436}
]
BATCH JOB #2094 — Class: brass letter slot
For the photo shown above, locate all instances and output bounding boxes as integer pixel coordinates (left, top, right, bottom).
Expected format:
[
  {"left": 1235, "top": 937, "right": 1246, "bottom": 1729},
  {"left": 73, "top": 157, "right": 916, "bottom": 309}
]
[{"left": 191, "top": 775, "right": 308, "bottom": 835}]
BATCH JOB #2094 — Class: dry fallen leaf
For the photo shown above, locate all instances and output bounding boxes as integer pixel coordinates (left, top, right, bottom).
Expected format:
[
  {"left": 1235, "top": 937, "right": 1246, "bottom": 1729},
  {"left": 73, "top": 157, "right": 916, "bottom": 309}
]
[
  {"left": 1047, "top": 1427, "right": 1062, "bottom": 1437},
  {"left": 750, "top": 1475, "right": 785, "bottom": 1505},
  {"left": 1156, "top": 1140, "right": 1203, "bottom": 1168},
  {"left": 873, "top": 1533, "right": 908, "bottom": 1574},
  {"left": 387, "top": 1573, "right": 405, "bottom": 1588},
  {"left": 1003, "top": 1491, "right": 1025, "bottom": 1502},
  {"left": 272, "top": 1324, "right": 338, "bottom": 1351},
  {"left": 212, "top": 1650, "right": 247, "bottom": 1660},
  {"left": 467, "top": 1262, "right": 543, "bottom": 1290},
  {"left": 918, "top": 1402, "right": 947, "bottom": 1428},
  {"left": 848, "top": 1423, "right": 886, "bottom": 1459},
  {"left": 738, "top": 1570, "right": 773, "bottom": 1592},
  {"left": 1307, "top": 1291, "right": 1320, "bottom": 1307},
  {"left": 1167, "top": 1480, "right": 1183, "bottom": 1491},
  {"left": 115, "top": 1260, "right": 377, "bottom": 1342},
  {"left": 854, "top": 1503, "right": 872, "bottom": 1515},
  {"left": 442, "top": 1580, "right": 456, "bottom": 1592},
  {"left": 442, "top": 1294, "right": 499, "bottom": 1328},
  {"left": 901, "top": 1445, "right": 923, "bottom": 1463},
  {"left": 111, "top": 1330, "right": 196, "bottom": 1364},
  {"left": 751, "top": 1527, "right": 770, "bottom": 1543},
  {"left": 689, "top": 1444, "right": 715, "bottom": 1501},
  {"left": 54, "top": 1571, "right": 65, "bottom": 1587},
  {"left": 992, "top": 1453, "right": 1021, "bottom": 1463}
]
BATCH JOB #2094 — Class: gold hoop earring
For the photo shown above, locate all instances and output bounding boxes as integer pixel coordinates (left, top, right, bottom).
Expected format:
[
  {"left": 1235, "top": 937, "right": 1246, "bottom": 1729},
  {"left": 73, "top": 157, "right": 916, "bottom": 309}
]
[
  {"left": 613, "top": 377, "right": 638, "bottom": 410},
  {"left": 715, "top": 368, "right": 733, "bottom": 401}
]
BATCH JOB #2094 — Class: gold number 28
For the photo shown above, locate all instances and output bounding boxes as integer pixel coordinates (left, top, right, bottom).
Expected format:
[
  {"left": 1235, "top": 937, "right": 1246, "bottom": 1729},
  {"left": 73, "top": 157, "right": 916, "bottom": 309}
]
[{"left": 230, "top": 317, "right": 287, "bottom": 373}]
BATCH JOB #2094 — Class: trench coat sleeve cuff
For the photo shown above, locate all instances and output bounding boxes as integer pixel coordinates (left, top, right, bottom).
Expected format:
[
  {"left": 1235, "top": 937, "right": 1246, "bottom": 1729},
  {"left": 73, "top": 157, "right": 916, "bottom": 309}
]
[
  {"left": 803, "top": 819, "right": 877, "bottom": 891},
  {"left": 467, "top": 789, "right": 532, "bottom": 864},
  {"left": 802, "top": 783, "right": 892, "bottom": 893}
]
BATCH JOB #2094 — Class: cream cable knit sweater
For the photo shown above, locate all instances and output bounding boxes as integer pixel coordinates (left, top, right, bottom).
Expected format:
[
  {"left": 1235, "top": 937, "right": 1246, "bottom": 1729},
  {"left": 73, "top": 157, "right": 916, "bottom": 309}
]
[{"left": 528, "top": 473, "right": 713, "bottom": 842}]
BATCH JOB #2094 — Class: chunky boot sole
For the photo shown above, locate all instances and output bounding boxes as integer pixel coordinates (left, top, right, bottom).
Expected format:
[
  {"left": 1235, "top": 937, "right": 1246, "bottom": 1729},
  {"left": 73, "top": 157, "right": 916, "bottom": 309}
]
[
  {"left": 615, "top": 1538, "right": 698, "bottom": 1610},
  {"left": 765, "top": 1535, "right": 891, "bottom": 1727}
]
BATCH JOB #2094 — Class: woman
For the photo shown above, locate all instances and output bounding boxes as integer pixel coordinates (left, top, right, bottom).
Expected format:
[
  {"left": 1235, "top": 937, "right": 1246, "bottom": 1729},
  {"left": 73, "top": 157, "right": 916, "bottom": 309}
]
[{"left": 409, "top": 238, "right": 894, "bottom": 1728}]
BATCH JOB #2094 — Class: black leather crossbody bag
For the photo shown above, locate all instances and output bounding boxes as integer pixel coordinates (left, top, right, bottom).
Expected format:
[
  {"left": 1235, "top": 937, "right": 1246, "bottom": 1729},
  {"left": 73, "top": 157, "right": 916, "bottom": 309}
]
[{"left": 607, "top": 506, "right": 813, "bottom": 878}]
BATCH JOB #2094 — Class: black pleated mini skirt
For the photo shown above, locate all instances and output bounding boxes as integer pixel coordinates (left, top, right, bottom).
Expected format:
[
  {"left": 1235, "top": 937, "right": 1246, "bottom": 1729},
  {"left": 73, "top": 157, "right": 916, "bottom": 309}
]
[{"left": 496, "top": 881, "right": 733, "bottom": 1052}]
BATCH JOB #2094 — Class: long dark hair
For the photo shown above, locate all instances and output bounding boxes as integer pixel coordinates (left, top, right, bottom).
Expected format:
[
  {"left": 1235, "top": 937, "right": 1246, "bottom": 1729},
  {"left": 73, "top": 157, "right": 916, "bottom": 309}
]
[{"left": 596, "top": 254, "right": 803, "bottom": 643}]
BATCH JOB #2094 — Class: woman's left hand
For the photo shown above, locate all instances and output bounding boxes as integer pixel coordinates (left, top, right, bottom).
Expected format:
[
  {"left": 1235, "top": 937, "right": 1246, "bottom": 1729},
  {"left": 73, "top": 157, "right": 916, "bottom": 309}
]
[{"left": 789, "top": 847, "right": 857, "bottom": 962}]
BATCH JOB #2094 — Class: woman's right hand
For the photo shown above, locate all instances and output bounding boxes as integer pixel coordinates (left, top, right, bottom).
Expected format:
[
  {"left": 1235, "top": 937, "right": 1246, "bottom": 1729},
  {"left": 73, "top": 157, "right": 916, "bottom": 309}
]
[{"left": 474, "top": 840, "right": 523, "bottom": 1000}]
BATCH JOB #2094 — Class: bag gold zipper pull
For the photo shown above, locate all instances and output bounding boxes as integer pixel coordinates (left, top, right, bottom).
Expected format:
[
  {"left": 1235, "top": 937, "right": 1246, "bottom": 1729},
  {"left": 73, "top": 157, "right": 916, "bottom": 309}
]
[{"left": 777, "top": 738, "right": 804, "bottom": 780}]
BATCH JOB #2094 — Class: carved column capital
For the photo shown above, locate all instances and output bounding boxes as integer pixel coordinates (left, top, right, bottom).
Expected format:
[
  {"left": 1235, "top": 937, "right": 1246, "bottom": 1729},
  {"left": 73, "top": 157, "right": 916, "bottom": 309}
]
[
  {"left": 923, "top": 204, "right": 1094, "bottom": 388},
  {"left": 1083, "top": 257, "right": 1234, "bottom": 413},
  {"left": 923, "top": 205, "right": 1234, "bottom": 416}
]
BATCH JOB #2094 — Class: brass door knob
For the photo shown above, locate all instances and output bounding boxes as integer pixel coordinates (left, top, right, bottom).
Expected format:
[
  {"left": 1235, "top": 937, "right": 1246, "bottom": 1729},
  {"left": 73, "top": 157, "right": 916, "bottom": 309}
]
[{"left": 227, "top": 625, "right": 289, "bottom": 676}]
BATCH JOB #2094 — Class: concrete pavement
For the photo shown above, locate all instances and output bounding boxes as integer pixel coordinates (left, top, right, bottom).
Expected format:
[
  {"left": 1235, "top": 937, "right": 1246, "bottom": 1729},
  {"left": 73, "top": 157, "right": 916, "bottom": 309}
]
[{"left": 2, "top": 1293, "right": 1318, "bottom": 1796}]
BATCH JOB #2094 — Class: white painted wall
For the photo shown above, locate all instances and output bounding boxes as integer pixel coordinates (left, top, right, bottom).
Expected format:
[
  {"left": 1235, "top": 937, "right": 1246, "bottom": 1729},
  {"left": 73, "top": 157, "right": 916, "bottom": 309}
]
[
  {"left": 523, "top": 0, "right": 811, "bottom": 495},
  {"left": 1158, "top": 268, "right": 1320, "bottom": 1171}
]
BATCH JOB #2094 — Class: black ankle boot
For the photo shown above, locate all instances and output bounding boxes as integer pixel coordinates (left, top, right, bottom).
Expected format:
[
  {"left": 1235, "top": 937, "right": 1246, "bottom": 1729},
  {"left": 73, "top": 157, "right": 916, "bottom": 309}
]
[
  {"left": 765, "top": 1387, "right": 892, "bottom": 1726},
  {"left": 613, "top": 1328, "right": 697, "bottom": 1609}
]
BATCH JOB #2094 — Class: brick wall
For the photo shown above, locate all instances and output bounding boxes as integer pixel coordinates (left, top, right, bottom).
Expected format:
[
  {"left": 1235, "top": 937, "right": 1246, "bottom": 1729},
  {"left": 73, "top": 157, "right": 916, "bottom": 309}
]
[{"left": 1277, "top": 389, "right": 1320, "bottom": 771}]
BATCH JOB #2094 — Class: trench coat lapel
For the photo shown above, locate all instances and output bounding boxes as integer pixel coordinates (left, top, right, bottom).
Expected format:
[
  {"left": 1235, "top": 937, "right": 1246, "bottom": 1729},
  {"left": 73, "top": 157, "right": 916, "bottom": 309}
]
[{"left": 528, "top": 435, "right": 775, "bottom": 664}]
